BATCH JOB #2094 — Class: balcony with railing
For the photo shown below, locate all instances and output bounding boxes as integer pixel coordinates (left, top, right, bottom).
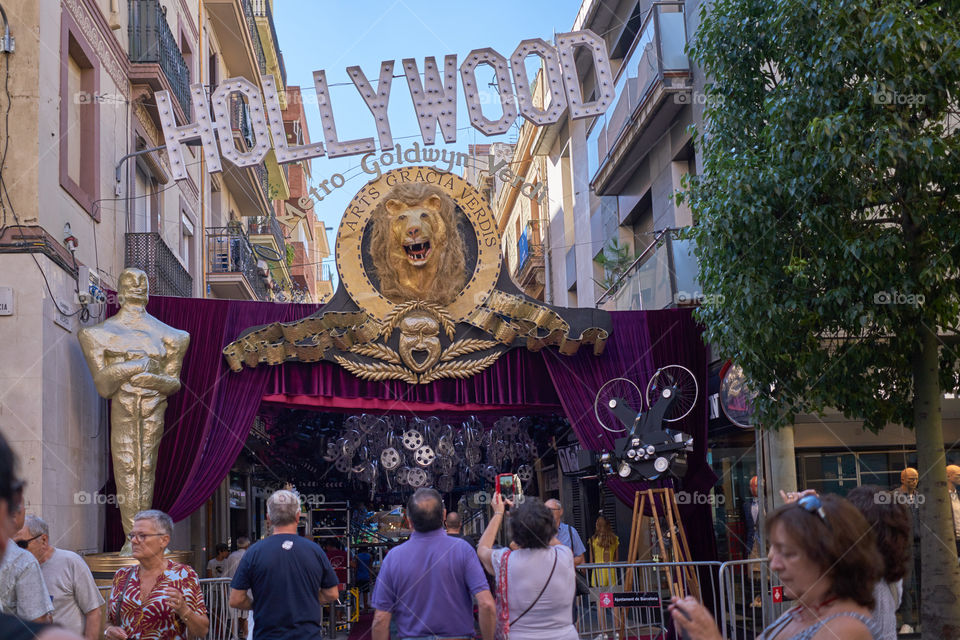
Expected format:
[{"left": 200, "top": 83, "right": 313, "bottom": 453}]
[
  {"left": 251, "top": 0, "right": 288, "bottom": 91},
  {"left": 127, "top": 0, "right": 191, "bottom": 119},
  {"left": 248, "top": 215, "right": 285, "bottom": 254},
  {"left": 205, "top": 0, "right": 263, "bottom": 81},
  {"left": 596, "top": 229, "right": 700, "bottom": 311},
  {"left": 242, "top": 0, "right": 268, "bottom": 75},
  {"left": 589, "top": 2, "right": 692, "bottom": 195},
  {"left": 220, "top": 95, "right": 271, "bottom": 216},
  {"left": 125, "top": 232, "right": 193, "bottom": 297},
  {"left": 515, "top": 227, "right": 545, "bottom": 299},
  {"left": 206, "top": 227, "right": 269, "bottom": 300},
  {"left": 231, "top": 93, "right": 255, "bottom": 150}
]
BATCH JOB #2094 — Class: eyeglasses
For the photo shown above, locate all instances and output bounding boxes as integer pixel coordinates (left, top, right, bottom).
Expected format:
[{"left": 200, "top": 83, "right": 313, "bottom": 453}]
[
  {"left": 16, "top": 534, "right": 42, "bottom": 549},
  {"left": 797, "top": 494, "right": 830, "bottom": 527},
  {"left": 127, "top": 533, "right": 166, "bottom": 542}
]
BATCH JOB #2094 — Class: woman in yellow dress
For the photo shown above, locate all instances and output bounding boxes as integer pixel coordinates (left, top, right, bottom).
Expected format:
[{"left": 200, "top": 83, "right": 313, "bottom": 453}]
[{"left": 589, "top": 517, "right": 619, "bottom": 587}]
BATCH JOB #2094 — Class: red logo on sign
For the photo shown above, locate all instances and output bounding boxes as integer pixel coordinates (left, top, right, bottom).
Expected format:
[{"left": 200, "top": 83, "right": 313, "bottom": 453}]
[
  {"left": 772, "top": 586, "right": 783, "bottom": 603},
  {"left": 599, "top": 593, "right": 614, "bottom": 608}
]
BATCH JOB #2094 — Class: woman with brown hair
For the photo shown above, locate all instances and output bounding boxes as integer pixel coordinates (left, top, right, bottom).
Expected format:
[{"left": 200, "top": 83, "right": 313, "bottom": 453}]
[
  {"left": 669, "top": 493, "right": 884, "bottom": 639},
  {"left": 846, "top": 485, "right": 912, "bottom": 640},
  {"left": 589, "top": 517, "right": 619, "bottom": 587}
]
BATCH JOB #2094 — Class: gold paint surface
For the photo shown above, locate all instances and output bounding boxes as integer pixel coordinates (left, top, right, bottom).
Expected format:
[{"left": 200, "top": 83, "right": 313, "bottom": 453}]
[{"left": 78, "top": 268, "right": 190, "bottom": 554}]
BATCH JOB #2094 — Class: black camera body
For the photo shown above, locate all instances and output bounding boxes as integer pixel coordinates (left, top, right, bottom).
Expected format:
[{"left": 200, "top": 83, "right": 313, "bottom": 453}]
[{"left": 599, "top": 386, "right": 693, "bottom": 482}]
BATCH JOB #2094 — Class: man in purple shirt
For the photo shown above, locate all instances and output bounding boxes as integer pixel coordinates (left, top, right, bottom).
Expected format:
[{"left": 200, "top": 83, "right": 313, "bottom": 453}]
[{"left": 372, "top": 488, "right": 495, "bottom": 640}]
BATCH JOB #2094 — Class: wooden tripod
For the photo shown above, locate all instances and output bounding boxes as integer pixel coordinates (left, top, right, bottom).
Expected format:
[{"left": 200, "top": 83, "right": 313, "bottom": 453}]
[{"left": 623, "top": 487, "right": 700, "bottom": 600}]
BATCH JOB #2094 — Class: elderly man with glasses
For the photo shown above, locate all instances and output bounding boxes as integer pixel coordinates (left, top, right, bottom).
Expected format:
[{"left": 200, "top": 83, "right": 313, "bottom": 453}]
[
  {"left": 0, "top": 486, "right": 53, "bottom": 625},
  {"left": 14, "top": 516, "right": 103, "bottom": 640},
  {"left": 0, "top": 430, "right": 82, "bottom": 639}
]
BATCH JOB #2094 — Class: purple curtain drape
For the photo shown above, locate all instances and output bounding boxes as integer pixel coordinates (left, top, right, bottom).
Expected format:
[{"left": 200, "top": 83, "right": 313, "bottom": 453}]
[
  {"left": 103, "top": 297, "right": 715, "bottom": 560},
  {"left": 103, "top": 297, "right": 318, "bottom": 550},
  {"left": 263, "top": 346, "right": 564, "bottom": 414}
]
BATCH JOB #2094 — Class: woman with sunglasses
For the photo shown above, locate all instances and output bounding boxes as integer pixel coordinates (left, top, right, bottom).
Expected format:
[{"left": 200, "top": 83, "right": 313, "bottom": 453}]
[
  {"left": 670, "top": 493, "right": 884, "bottom": 640},
  {"left": 105, "top": 510, "right": 209, "bottom": 640}
]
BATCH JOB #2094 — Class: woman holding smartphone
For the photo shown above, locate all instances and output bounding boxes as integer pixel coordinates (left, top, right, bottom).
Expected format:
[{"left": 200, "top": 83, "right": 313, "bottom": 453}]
[{"left": 477, "top": 493, "right": 577, "bottom": 640}]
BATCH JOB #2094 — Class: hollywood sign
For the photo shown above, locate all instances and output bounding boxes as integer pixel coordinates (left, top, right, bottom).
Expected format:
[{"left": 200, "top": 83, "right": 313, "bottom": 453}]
[{"left": 155, "top": 30, "right": 613, "bottom": 181}]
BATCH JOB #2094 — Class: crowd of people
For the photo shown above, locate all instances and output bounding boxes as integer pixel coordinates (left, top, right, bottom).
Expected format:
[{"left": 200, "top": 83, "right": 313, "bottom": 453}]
[{"left": 0, "top": 421, "right": 947, "bottom": 640}]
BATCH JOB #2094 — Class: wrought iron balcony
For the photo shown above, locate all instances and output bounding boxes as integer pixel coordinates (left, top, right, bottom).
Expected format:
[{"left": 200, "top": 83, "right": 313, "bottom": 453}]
[
  {"left": 206, "top": 227, "right": 269, "bottom": 300},
  {"left": 515, "top": 228, "right": 545, "bottom": 297},
  {"left": 596, "top": 229, "right": 700, "bottom": 311},
  {"left": 248, "top": 215, "right": 285, "bottom": 254},
  {"left": 251, "top": 0, "right": 287, "bottom": 87},
  {"left": 125, "top": 232, "right": 193, "bottom": 298},
  {"left": 230, "top": 93, "right": 255, "bottom": 149},
  {"left": 128, "top": 0, "right": 191, "bottom": 118},
  {"left": 241, "top": 0, "right": 268, "bottom": 75}
]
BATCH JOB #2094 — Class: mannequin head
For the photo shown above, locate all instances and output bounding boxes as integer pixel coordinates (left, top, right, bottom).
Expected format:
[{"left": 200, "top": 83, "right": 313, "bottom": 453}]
[
  {"left": 750, "top": 475, "right": 758, "bottom": 498},
  {"left": 900, "top": 467, "right": 919, "bottom": 492}
]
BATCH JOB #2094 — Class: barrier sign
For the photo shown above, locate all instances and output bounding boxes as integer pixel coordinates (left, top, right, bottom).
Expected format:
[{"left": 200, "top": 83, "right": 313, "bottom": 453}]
[
  {"left": 599, "top": 591, "right": 662, "bottom": 608},
  {"left": 772, "top": 586, "right": 783, "bottom": 603}
]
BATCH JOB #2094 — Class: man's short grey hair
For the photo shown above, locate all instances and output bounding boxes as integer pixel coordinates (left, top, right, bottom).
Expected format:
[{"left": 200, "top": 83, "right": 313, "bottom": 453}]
[
  {"left": 23, "top": 514, "right": 48, "bottom": 538},
  {"left": 267, "top": 490, "right": 301, "bottom": 526},
  {"left": 237, "top": 536, "right": 250, "bottom": 548},
  {"left": 134, "top": 510, "right": 174, "bottom": 536}
]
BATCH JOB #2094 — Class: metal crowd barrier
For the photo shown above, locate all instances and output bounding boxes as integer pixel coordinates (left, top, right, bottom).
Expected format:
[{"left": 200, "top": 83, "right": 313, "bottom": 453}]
[
  {"left": 574, "top": 561, "right": 722, "bottom": 639},
  {"left": 98, "top": 578, "right": 241, "bottom": 640},
  {"left": 717, "top": 558, "right": 787, "bottom": 640}
]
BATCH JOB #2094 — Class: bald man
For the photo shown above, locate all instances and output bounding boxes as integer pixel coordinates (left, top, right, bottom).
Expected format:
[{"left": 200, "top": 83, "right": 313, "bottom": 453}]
[
  {"left": 544, "top": 499, "right": 585, "bottom": 566},
  {"left": 948, "top": 465, "right": 960, "bottom": 548},
  {"left": 445, "top": 512, "right": 476, "bottom": 548},
  {"left": 894, "top": 467, "right": 921, "bottom": 632}
]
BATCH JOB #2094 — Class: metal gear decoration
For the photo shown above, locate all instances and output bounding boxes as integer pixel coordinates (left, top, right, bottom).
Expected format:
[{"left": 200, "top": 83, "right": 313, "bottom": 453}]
[
  {"left": 315, "top": 413, "right": 545, "bottom": 495},
  {"left": 402, "top": 429, "right": 424, "bottom": 450},
  {"left": 517, "top": 464, "right": 534, "bottom": 483},
  {"left": 407, "top": 467, "right": 427, "bottom": 488},
  {"left": 437, "top": 435, "right": 455, "bottom": 456},
  {"left": 381, "top": 447, "right": 402, "bottom": 470},
  {"left": 414, "top": 445, "right": 436, "bottom": 467}
]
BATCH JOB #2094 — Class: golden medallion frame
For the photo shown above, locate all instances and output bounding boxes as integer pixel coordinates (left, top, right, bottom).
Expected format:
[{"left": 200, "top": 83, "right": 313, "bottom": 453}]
[{"left": 334, "top": 167, "right": 502, "bottom": 323}]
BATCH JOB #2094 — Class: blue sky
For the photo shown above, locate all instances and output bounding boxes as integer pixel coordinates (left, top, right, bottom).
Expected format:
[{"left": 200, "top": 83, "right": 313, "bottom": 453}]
[{"left": 272, "top": 0, "right": 583, "bottom": 276}]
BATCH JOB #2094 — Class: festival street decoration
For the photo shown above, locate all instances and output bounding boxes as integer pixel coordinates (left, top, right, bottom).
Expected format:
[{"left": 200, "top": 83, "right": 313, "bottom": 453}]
[{"left": 223, "top": 167, "right": 611, "bottom": 382}]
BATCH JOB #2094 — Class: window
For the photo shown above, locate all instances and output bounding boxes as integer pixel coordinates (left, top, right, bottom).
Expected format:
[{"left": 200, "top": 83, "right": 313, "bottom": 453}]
[
  {"left": 180, "top": 213, "right": 194, "bottom": 273},
  {"left": 132, "top": 164, "right": 156, "bottom": 233},
  {"left": 60, "top": 11, "right": 100, "bottom": 218}
]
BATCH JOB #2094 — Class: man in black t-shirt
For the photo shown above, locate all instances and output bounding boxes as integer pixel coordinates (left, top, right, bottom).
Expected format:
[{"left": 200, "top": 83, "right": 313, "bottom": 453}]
[
  {"left": 229, "top": 490, "right": 339, "bottom": 640},
  {"left": 0, "top": 431, "right": 81, "bottom": 640}
]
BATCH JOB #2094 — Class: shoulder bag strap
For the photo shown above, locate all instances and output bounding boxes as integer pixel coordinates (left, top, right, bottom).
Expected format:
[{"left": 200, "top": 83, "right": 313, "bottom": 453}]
[
  {"left": 510, "top": 547, "right": 559, "bottom": 626},
  {"left": 112, "top": 568, "right": 135, "bottom": 626}
]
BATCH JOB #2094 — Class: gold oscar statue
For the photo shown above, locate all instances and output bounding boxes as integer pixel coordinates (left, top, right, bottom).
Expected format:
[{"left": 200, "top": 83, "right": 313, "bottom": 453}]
[{"left": 78, "top": 268, "right": 190, "bottom": 554}]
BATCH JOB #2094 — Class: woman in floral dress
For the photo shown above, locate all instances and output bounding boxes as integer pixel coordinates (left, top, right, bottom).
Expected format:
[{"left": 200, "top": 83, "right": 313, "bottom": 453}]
[{"left": 105, "top": 510, "right": 209, "bottom": 640}]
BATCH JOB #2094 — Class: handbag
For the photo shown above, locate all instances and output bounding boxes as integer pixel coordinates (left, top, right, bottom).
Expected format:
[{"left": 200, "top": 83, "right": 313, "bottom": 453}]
[
  {"left": 575, "top": 571, "right": 591, "bottom": 597},
  {"left": 495, "top": 548, "right": 560, "bottom": 639}
]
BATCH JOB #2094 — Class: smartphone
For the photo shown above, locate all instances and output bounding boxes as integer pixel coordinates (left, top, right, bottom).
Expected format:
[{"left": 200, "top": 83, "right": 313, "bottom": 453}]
[{"left": 495, "top": 473, "right": 522, "bottom": 500}]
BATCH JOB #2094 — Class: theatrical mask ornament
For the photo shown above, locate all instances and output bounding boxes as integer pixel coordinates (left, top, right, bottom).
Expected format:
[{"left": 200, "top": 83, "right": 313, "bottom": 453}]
[{"left": 397, "top": 310, "right": 443, "bottom": 372}]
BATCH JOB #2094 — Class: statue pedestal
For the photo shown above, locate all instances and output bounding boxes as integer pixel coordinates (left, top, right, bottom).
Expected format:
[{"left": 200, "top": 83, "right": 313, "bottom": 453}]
[{"left": 84, "top": 549, "right": 195, "bottom": 587}]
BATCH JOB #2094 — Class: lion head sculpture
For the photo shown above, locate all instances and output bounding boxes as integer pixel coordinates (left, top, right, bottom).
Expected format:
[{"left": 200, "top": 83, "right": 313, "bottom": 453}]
[{"left": 369, "top": 182, "right": 467, "bottom": 306}]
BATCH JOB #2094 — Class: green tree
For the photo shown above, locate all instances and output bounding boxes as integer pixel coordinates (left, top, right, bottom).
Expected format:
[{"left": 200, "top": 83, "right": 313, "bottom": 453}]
[{"left": 685, "top": 0, "right": 960, "bottom": 635}]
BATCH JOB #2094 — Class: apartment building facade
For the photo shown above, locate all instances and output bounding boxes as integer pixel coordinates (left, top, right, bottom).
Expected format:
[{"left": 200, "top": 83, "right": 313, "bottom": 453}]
[{"left": 0, "top": 0, "right": 328, "bottom": 555}]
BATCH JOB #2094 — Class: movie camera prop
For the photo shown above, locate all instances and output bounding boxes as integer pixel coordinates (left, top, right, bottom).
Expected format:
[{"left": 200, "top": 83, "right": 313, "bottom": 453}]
[{"left": 594, "top": 365, "right": 698, "bottom": 482}]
